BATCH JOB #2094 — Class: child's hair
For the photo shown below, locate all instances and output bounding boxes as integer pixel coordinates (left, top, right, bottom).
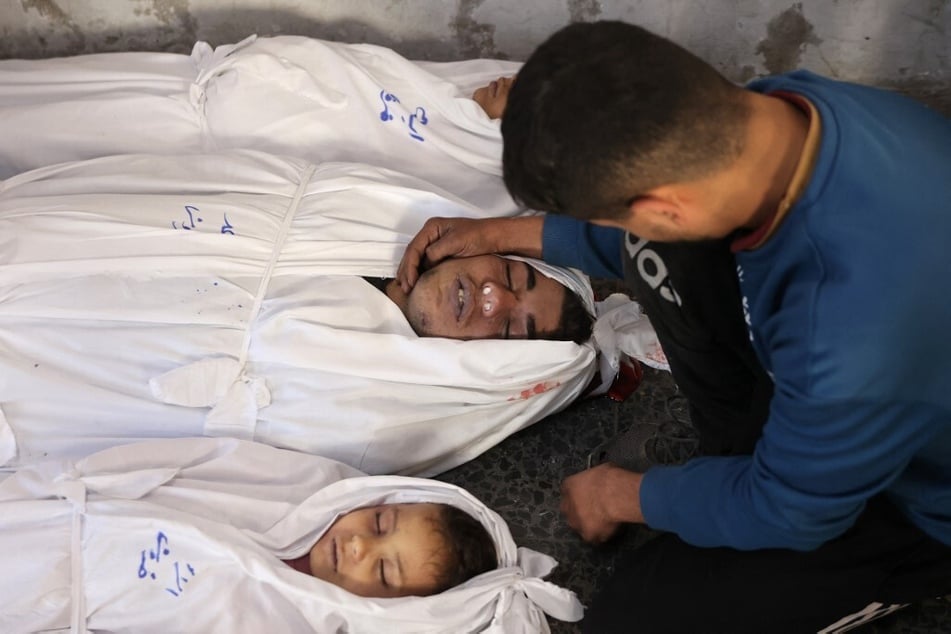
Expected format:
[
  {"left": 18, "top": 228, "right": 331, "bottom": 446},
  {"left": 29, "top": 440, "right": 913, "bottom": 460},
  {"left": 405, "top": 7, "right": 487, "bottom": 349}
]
[{"left": 429, "top": 503, "right": 498, "bottom": 593}]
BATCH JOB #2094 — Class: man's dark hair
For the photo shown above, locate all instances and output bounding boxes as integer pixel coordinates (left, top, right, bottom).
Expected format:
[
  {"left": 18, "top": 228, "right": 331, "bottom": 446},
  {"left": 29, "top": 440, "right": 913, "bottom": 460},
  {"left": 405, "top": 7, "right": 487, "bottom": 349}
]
[
  {"left": 502, "top": 20, "right": 749, "bottom": 221},
  {"left": 549, "top": 287, "right": 594, "bottom": 344},
  {"left": 429, "top": 503, "right": 498, "bottom": 593}
]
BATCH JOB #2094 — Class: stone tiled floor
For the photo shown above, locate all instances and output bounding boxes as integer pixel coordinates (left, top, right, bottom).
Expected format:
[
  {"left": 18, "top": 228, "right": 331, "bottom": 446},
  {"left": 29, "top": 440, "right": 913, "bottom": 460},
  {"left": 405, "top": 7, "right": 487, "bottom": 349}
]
[{"left": 436, "top": 365, "right": 951, "bottom": 633}]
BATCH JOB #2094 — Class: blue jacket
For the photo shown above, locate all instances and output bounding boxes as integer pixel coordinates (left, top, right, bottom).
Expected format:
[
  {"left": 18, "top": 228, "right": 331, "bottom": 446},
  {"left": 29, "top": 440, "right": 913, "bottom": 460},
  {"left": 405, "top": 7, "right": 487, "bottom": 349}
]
[{"left": 542, "top": 71, "right": 951, "bottom": 550}]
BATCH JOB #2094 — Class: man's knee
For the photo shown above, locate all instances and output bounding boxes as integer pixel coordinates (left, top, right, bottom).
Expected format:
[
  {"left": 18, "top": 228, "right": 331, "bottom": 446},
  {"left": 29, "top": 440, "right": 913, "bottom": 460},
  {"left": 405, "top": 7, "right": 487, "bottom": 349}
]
[{"left": 581, "top": 535, "right": 700, "bottom": 634}]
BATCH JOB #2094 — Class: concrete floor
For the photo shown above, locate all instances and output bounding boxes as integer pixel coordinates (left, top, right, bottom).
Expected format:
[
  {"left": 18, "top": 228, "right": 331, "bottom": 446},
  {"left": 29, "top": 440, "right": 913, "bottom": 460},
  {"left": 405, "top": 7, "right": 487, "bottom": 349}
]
[{"left": 437, "top": 280, "right": 951, "bottom": 634}]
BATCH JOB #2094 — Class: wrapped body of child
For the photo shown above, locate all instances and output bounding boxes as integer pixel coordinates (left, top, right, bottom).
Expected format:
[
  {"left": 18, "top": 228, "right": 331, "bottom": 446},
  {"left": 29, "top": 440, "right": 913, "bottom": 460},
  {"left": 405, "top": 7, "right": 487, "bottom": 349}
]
[{"left": 0, "top": 437, "right": 582, "bottom": 633}]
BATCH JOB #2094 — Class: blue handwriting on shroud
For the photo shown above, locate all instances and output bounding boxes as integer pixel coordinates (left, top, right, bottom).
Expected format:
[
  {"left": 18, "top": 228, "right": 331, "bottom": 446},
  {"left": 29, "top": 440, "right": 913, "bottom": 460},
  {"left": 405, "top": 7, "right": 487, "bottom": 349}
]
[
  {"left": 171, "top": 205, "right": 237, "bottom": 235},
  {"left": 136, "top": 530, "right": 198, "bottom": 598},
  {"left": 378, "top": 89, "right": 429, "bottom": 142}
]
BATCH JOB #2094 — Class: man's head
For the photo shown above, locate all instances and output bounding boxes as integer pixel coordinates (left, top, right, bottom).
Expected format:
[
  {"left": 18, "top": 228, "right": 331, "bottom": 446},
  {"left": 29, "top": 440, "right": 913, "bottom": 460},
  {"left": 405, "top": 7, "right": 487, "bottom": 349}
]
[
  {"left": 501, "top": 21, "right": 750, "bottom": 234},
  {"left": 388, "top": 254, "right": 592, "bottom": 343},
  {"left": 472, "top": 75, "right": 516, "bottom": 119},
  {"left": 309, "top": 502, "right": 497, "bottom": 598}
]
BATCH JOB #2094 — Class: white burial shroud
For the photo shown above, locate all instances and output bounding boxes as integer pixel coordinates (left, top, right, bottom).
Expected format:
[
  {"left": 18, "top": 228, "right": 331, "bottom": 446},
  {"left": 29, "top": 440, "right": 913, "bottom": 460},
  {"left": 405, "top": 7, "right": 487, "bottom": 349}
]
[
  {"left": 0, "top": 34, "right": 523, "bottom": 216},
  {"left": 0, "top": 437, "right": 583, "bottom": 633},
  {"left": 0, "top": 151, "right": 599, "bottom": 475}
]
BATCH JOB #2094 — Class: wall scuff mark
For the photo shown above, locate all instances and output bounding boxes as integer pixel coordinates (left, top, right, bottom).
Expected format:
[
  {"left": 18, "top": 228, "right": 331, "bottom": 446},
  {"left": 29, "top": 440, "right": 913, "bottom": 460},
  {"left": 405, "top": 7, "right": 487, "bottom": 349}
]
[
  {"left": 755, "top": 3, "right": 821, "bottom": 74},
  {"left": 21, "top": 0, "right": 85, "bottom": 53},
  {"left": 451, "top": 0, "right": 503, "bottom": 59},
  {"left": 568, "top": 0, "right": 602, "bottom": 23}
]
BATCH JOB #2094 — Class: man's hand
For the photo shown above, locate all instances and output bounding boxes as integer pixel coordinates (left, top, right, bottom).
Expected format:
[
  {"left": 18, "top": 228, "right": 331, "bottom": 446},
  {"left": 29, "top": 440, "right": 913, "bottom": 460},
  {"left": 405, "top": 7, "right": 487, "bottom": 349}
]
[
  {"left": 396, "top": 216, "right": 544, "bottom": 293},
  {"left": 560, "top": 463, "right": 645, "bottom": 543}
]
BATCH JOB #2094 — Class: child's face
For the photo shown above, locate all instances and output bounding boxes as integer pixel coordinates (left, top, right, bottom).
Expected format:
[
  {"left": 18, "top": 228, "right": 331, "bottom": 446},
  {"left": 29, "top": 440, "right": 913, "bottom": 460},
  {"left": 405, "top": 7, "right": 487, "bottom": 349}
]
[
  {"left": 309, "top": 503, "right": 447, "bottom": 598},
  {"left": 472, "top": 75, "right": 516, "bottom": 119}
]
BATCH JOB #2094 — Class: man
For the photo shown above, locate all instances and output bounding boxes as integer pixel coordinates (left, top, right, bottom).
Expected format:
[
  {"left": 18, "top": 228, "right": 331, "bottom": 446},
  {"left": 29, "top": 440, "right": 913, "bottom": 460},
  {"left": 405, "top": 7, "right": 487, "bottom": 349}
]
[
  {"left": 397, "top": 20, "right": 951, "bottom": 633},
  {"left": 0, "top": 152, "right": 598, "bottom": 477},
  {"left": 374, "top": 252, "right": 589, "bottom": 343}
]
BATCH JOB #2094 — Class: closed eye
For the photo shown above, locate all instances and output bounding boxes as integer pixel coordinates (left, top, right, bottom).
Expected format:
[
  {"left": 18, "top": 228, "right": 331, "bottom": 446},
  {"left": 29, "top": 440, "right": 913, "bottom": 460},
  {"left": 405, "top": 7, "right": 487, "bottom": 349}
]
[
  {"left": 502, "top": 262, "right": 513, "bottom": 339},
  {"left": 375, "top": 511, "right": 389, "bottom": 587}
]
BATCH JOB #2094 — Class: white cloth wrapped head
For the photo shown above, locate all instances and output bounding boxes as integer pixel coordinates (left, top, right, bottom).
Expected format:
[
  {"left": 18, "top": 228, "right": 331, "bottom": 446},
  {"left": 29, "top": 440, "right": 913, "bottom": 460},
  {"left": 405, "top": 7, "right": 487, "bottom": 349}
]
[
  {"left": 511, "top": 256, "right": 669, "bottom": 395},
  {"left": 0, "top": 437, "right": 583, "bottom": 633},
  {"left": 0, "top": 150, "right": 662, "bottom": 475},
  {"left": 0, "top": 152, "right": 595, "bottom": 474}
]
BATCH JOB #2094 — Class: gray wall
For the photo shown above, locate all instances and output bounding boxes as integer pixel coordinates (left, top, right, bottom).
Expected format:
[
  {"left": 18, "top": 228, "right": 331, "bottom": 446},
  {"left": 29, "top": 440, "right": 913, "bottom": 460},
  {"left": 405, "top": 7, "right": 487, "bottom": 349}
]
[{"left": 2, "top": 1, "right": 949, "bottom": 108}]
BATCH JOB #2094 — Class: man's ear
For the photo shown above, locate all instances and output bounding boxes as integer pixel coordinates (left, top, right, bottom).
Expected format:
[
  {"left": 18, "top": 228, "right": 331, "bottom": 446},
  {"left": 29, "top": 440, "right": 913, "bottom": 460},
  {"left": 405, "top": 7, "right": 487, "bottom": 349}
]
[{"left": 628, "top": 187, "right": 686, "bottom": 228}]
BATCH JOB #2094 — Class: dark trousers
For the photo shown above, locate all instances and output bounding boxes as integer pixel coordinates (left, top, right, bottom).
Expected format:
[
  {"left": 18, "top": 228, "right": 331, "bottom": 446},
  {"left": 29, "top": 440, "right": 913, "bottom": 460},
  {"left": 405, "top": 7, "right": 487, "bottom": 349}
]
[
  {"left": 583, "top": 497, "right": 951, "bottom": 634},
  {"left": 593, "top": 237, "right": 951, "bottom": 632}
]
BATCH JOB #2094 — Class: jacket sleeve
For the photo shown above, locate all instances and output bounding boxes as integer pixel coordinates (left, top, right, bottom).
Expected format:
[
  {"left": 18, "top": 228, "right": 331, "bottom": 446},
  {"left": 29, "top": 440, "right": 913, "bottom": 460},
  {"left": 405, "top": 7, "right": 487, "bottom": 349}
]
[
  {"left": 541, "top": 214, "right": 625, "bottom": 279},
  {"left": 639, "top": 394, "right": 947, "bottom": 550}
]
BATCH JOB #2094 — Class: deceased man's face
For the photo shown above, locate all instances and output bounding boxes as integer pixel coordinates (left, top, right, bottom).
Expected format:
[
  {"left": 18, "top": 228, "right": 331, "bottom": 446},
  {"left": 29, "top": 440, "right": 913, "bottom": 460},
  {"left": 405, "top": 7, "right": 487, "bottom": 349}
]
[{"left": 402, "top": 254, "right": 566, "bottom": 340}]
